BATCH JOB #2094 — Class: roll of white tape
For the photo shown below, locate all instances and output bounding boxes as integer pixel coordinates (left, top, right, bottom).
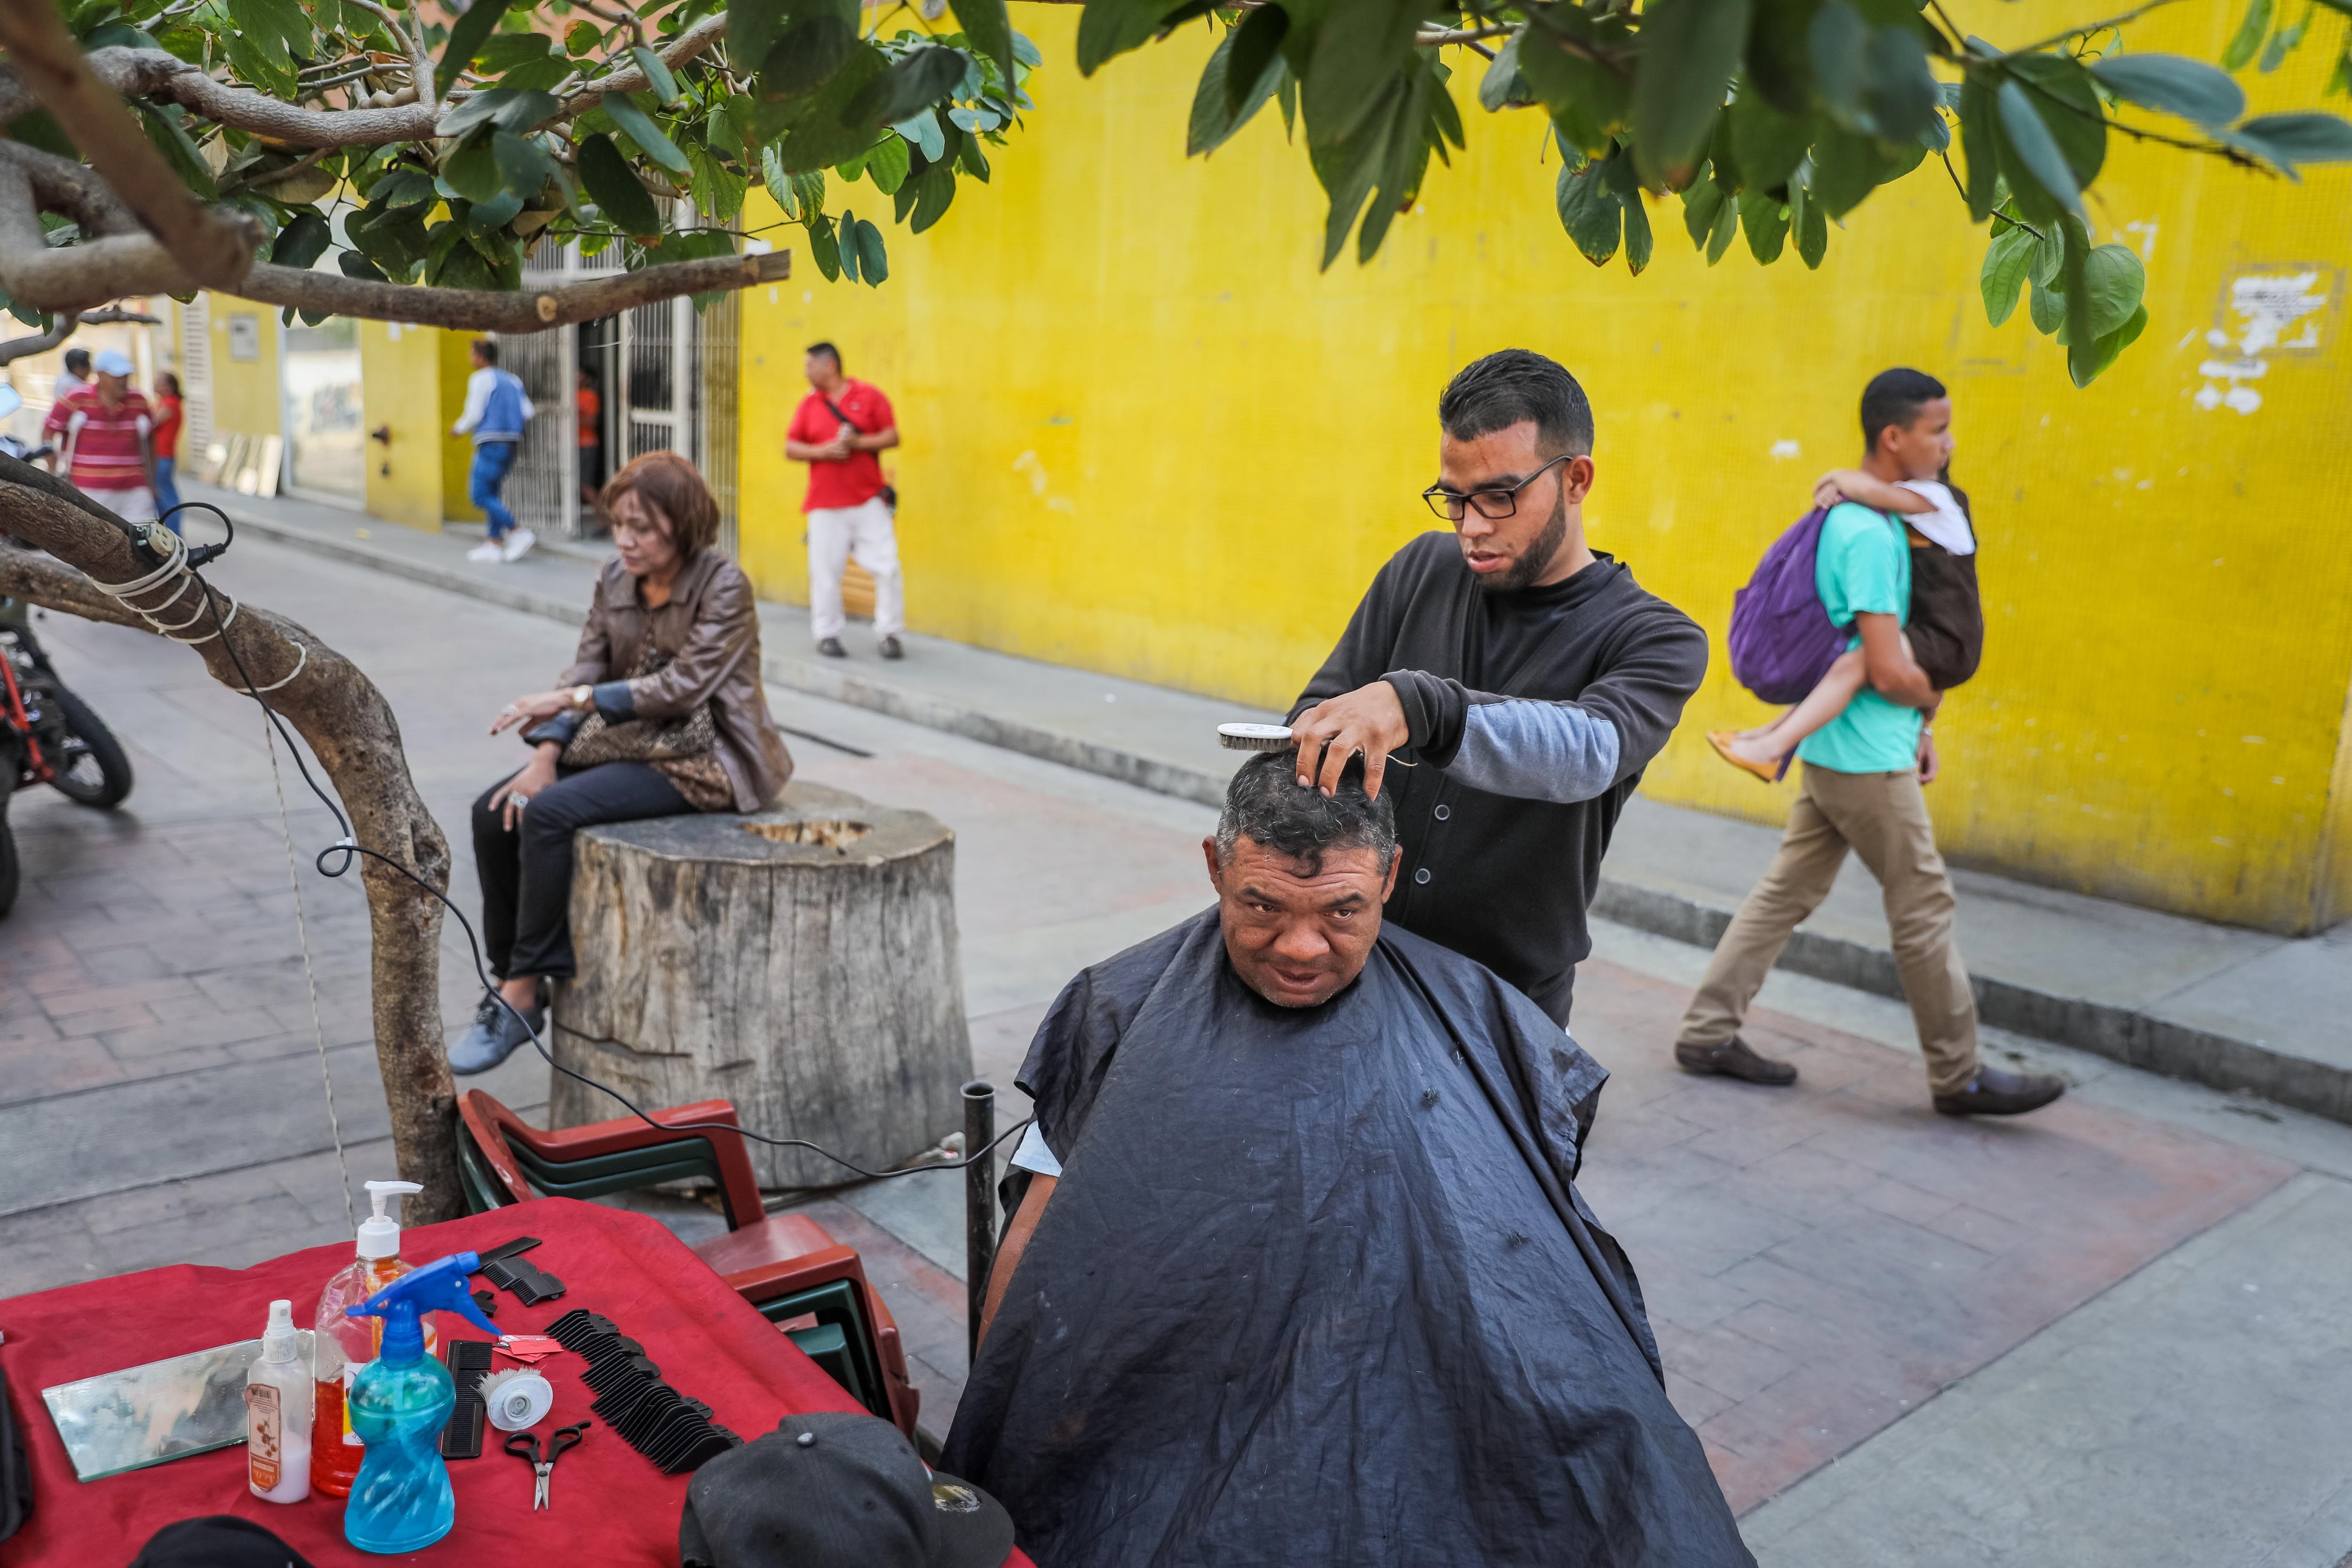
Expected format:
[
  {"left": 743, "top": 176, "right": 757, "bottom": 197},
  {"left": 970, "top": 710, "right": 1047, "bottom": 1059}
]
[{"left": 481, "top": 1368, "right": 555, "bottom": 1432}]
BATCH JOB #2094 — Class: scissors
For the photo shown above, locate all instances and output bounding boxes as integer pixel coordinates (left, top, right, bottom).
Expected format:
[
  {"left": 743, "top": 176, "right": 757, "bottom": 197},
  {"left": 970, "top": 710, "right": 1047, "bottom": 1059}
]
[{"left": 504, "top": 1420, "right": 589, "bottom": 1510}]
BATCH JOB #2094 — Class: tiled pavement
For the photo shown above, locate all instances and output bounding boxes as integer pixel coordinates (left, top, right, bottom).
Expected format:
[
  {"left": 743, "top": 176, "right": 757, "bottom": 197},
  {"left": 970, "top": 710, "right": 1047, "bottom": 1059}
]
[
  {"left": 1566, "top": 962, "right": 2295, "bottom": 1514},
  {"left": 6, "top": 531, "right": 2351, "bottom": 1556}
]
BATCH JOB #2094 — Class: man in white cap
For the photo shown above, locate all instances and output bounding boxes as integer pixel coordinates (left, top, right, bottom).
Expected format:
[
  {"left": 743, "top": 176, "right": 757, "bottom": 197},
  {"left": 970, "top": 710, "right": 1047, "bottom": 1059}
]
[{"left": 43, "top": 348, "right": 159, "bottom": 524}]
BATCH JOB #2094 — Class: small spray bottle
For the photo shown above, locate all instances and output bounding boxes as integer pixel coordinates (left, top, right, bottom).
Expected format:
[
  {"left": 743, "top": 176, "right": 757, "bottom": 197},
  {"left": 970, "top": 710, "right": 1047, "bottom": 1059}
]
[
  {"left": 244, "top": 1299, "right": 311, "bottom": 1503},
  {"left": 341, "top": 1253, "right": 499, "bottom": 1554}
]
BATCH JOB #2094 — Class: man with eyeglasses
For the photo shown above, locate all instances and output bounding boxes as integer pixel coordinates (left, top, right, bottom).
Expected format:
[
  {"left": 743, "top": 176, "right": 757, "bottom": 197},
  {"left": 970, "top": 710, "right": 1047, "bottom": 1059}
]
[{"left": 1287, "top": 349, "right": 1706, "bottom": 1028}]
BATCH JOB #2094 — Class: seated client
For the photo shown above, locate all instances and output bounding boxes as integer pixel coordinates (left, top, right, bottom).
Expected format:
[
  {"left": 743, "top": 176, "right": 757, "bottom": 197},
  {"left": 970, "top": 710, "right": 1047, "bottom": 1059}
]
[
  {"left": 450, "top": 451, "right": 792, "bottom": 1072},
  {"left": 945, "top": 751, "right": 1752, "bottom": 1567}
]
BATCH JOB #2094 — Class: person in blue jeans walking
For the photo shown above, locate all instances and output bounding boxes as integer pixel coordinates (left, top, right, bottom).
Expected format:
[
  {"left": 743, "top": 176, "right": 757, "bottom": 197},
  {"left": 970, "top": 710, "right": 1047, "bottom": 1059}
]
[{"left": 452, "top": 337, "right": 536, "bottom": 562}]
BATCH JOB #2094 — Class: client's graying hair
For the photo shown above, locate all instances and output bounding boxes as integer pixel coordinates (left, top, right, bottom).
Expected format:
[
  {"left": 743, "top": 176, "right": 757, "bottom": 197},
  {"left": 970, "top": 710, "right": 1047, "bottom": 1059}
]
[{"left": 1215, "top": 751, "right": 1398, "bottom": 875}]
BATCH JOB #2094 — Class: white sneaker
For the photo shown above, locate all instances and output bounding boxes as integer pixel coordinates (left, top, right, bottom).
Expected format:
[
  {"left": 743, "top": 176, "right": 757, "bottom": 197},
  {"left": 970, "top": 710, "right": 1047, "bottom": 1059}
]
[
  {"left": 466, "top": 541, "right": 502, "bottom": 563},
  {"left": 501, "top": 528, "right": 537, "bottom": 563}
]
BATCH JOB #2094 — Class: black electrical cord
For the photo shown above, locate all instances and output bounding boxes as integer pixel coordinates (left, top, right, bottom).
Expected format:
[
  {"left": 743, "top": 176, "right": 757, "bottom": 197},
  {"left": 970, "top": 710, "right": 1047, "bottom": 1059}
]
[{"left": 166, "top": 514, "right": 1030, "bottom": 1184}]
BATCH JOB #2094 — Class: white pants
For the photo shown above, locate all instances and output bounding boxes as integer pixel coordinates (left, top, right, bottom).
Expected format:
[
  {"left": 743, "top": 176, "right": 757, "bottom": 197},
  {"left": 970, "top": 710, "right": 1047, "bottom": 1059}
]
[
  {"left": 89, "top": 486, "right": 156, "bottom": 523},
  {"left": 806, "top": 496, "right": 903, "bottom": 641}
]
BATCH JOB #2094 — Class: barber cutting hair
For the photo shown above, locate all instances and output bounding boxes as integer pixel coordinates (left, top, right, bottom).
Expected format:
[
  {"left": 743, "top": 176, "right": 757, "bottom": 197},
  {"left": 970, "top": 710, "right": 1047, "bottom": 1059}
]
[
  {"left": 1288, "top": 348, "right": 1707, "bottom": 1027},
  {"left": 949, "top": 753, "right": 1751, "bottom": 1565}
]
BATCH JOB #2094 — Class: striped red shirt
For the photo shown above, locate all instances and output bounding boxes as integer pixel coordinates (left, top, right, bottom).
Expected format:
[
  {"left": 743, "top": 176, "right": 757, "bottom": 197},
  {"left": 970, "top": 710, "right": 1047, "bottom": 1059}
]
[{"left": 45, "top": 387, "right": 152, "bottom": 493}]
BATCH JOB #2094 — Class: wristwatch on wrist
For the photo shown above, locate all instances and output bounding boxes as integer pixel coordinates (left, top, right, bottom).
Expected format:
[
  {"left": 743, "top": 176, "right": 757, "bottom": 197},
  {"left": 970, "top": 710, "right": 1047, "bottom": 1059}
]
[{"left": 571, "top": 685, "right": 593, "bottom": 708}]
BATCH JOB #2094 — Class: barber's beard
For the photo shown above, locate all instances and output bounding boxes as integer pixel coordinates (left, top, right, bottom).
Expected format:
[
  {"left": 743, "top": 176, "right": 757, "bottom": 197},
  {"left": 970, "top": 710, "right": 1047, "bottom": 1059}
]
[{"left": 1477, "top": 491, "right": 1568, "bottom": 595}]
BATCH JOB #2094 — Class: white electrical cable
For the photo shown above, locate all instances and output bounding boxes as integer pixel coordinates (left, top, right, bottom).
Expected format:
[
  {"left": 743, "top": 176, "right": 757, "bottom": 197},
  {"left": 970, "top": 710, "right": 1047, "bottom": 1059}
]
[{"left": 87, "top": 517, "right": 308, "bottom": 684}]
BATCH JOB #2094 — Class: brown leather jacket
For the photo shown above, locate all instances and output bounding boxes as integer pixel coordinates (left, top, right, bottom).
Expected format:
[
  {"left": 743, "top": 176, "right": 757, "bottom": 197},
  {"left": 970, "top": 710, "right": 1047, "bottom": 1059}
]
[{"left": 534, "top": 550, "right": 792, "bottom": 812}]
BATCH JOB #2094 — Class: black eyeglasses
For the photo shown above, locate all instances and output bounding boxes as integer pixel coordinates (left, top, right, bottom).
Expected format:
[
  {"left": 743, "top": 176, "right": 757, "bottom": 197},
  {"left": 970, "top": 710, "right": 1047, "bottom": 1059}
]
[{"left": 1422, "top": 454, "right": 1573, "bottom": 522}]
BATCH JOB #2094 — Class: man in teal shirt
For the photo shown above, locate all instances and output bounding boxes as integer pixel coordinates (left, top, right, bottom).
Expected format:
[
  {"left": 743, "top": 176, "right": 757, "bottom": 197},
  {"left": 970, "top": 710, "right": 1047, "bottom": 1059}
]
[{"left": 1673, "top": 369, "right": 2063, "bottom": 1118}]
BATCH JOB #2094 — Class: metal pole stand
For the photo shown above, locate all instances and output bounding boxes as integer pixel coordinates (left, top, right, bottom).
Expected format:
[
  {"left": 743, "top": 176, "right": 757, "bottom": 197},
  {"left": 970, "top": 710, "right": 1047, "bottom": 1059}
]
[{"left": 962, "top": 1080, "right": 996, "bottom": 1365}]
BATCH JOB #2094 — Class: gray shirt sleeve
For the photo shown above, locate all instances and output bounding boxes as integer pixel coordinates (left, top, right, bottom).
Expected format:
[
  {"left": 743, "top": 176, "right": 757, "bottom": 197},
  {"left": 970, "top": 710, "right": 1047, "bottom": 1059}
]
[{"left": 1442, "top": 700, "right": 1622, "bottom": 804}]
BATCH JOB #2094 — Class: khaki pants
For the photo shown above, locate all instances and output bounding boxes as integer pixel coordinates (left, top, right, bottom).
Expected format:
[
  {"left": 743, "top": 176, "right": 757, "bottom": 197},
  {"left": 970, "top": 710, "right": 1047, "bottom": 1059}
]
[{"left": 1676, "top": 764, "right": 1981, "bottom": 1094}]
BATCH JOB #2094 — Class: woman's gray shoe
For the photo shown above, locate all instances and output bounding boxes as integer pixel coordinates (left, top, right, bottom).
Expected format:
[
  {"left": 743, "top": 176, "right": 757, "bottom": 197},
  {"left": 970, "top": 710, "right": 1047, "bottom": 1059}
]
[{"left": 449, "top": 991, "right": 543, "bottom": 1075}]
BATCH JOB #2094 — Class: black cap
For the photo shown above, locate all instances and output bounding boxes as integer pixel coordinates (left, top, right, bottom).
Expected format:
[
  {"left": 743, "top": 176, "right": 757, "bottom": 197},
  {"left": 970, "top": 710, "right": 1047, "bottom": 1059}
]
[
  {"left": 680, "top": 1411, "right": 1014, "bottom": 1568},
  {"left": 126, "top": 1516, "right": 318, "bottom": 1568}
]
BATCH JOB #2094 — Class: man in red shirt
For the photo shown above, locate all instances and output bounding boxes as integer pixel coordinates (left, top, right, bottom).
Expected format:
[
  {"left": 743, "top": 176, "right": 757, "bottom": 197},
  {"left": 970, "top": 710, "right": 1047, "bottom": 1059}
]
[
  {"left": 44, "top": 348, "right": 159, "bottom": 523},
  {"left": 785, "top": 342, "right": 902, "bottom": 659}
]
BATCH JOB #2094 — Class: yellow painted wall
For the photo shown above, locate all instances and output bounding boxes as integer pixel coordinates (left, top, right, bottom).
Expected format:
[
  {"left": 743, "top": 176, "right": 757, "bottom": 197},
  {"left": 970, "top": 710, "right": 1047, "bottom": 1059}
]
[
  {"left": 737, "top": 0, "right": 2352, "bottom": 934},
  {"left": 205, "top": 297, "right": 282, "bottom": 442},
  {"left": 354, "top": 319, "right": 475, "bottom": 530}
]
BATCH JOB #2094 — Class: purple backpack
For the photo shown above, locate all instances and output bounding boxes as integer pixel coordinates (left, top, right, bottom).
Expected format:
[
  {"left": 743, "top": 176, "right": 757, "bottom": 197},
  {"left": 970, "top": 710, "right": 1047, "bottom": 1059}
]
[{"left": 1728, "top": 508, "right": 1849, "bottom": 705}]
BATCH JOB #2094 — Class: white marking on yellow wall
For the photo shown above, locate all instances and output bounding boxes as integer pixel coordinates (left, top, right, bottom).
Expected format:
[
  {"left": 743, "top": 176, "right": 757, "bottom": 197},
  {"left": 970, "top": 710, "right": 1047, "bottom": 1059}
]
[
  {"left": 1012, "top": 449, "right": 1048, "bottom": 495},
  {"left": 2121, "top": 219, "right": 2159, "bottom": 263},
  {"left": 2191, "top": 271, "right": 2329, "bottom": 415},
  {"left": 1769, "top": 439, "right": 1801, "bottom": 461}
]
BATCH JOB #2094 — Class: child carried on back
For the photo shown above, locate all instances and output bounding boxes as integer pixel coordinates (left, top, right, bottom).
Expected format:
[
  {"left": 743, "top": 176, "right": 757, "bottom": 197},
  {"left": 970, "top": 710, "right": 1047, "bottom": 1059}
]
[{"left": 1712, "top": 376, "right": 1984, "bottom": 781}]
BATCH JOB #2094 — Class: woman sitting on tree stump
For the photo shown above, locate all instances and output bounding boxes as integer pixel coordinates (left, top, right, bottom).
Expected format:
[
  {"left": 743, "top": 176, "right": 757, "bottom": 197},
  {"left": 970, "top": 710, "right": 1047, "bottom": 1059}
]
[{"left": 452, "top": 452, "right": 793, "bottom": 1073}]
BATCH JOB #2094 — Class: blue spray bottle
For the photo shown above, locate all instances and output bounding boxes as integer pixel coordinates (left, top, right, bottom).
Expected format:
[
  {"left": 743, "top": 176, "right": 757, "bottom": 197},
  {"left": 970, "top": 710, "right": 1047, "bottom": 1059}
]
[{"left": 341, "top": 1253, "right": 499, "bottom": 1553}]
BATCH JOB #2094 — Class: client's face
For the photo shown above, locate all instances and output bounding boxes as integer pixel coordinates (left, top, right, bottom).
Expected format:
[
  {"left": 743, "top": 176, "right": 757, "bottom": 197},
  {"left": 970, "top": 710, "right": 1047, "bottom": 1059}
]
[{"left": 1203, "top": 835, "right": 1397, "bottom": 1008}]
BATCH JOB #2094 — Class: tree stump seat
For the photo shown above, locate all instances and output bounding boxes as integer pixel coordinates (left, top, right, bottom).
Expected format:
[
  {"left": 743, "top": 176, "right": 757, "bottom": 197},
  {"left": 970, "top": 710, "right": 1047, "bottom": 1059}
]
[{"left": 551, "top": 780, "right": 970, "bottom": 1189}]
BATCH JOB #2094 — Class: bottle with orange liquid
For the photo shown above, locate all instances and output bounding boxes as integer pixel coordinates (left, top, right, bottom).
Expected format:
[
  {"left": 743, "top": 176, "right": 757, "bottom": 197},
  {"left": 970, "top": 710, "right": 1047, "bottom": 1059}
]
[{"left": 310, "top": 1180, "right": 437, "bottom": 1497}]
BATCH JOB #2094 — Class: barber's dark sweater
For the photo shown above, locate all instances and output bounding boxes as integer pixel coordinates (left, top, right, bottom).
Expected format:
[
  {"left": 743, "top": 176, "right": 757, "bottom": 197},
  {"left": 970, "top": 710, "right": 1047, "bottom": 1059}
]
[{"left": 1291, "top": 533, "right": 1708, "bottom": 1025}]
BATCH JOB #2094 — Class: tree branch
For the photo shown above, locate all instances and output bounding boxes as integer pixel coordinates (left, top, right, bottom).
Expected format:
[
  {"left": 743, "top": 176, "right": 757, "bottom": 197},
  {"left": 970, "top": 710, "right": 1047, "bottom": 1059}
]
[
  {"left": 1995, "top": 0, "right": 2193, "bottom": 58},
  {"left": 233, "top": 249, "right": 790, "bottom": 332},
  {"left": 0, "top": 16, "right": 727, "bottom": 151},
  {"left": 0, "top": 470, "right": 464, "bottom": 1222},
  {"left": 0, "top": 304, "right": 161, "bottom": 366},
  {"left": 0, "top": 0, "right": 254, "bottom": 290}
]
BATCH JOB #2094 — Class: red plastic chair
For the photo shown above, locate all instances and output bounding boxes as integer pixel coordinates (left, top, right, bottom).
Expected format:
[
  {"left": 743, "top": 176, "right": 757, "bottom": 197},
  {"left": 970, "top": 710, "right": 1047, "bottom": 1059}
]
[{"left": 458, "top": 1089, "right": 921, "bottom": 1439}]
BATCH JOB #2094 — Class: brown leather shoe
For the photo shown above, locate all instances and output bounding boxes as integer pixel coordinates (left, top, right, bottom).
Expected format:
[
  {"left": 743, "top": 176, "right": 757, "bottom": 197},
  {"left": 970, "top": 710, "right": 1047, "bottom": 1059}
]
[
  {"left": 1932, "top": 1066, "right": 2065, "bottom": 1117},
  {"left": 1674, "top": 1036, "right": 1798, "bottom": 1086}
]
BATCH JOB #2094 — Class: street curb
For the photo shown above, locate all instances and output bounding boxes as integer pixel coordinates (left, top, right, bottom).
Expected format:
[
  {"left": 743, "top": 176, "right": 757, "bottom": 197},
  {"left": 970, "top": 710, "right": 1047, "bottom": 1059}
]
[
  {"left": 1586, "top": 881, "right": 2352, "bottom": 1125},
  {"left": 236, "top": 511, "right": 2348, "bottom": 1126}
]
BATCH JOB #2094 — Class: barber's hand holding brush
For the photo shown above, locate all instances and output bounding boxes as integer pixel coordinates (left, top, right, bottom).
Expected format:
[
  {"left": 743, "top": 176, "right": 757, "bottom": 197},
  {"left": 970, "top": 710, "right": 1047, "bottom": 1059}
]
[{"left": 1290, "top": 681, "right": 1410, "bottom": 800}]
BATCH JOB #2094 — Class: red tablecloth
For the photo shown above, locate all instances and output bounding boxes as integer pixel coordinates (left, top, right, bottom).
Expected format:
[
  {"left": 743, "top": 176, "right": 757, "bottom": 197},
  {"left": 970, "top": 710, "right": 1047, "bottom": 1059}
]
[{"left": 0, "top": 1198, "right": 1030, "bottom": 1566}]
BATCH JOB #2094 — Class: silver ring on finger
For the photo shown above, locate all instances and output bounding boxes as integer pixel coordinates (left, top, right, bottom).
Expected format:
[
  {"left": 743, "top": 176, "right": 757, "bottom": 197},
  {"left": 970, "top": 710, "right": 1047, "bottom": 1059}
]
[{"left": 511, "top": 794, "right": 530, "bottom": 808}]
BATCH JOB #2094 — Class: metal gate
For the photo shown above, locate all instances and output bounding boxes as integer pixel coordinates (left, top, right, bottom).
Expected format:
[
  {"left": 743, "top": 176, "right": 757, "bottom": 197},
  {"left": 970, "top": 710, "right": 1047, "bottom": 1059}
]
[{"left": 506, "top": 228, "right": 737, "bottom": 551}]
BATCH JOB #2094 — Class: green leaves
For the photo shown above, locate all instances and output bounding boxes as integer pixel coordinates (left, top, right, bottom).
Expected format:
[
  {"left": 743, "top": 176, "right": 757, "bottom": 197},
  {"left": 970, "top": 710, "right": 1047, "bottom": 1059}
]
[
  {"left": 835, "top": 210, "right": 888, "bottom": 284},
  {"left": 270, "top": 208, "right": 331, "bottom": 269},
  {"left": 1077, "top": 0, "right": 1179, "bottom": 77},
  {"left": 1227, "top": 6, "right": 1289, "bottom": 119},
  {"left": 602, "top": 91, "right": 691, "bottom": 174},
  {"left": 437, "top": 88, "right": 560, "bottom": 140},
  {"left": 1512, "top": 13, "right": 1632, "bottom": 157},
  {"left": 1304, "top": 52, "right": 1459, "bottom": 266},
  {"left": 632, "top": 45, "right": 682, "bottom": 107},
  {"left": 1728, "top": 87, "right": 1808, "bottom": 191},
  {"left": 1630, "top": 0, "right": 1751, "bottom": 186},
  {"left": 576, "top": 132, "right": 663, "bottom": 234},
  {"left": 1995, "top": 78, "right": 2083, "bottom": 221},
  {"left": 1979, "top": 223, "right": 2034, "bottom": 327},
  {"left": 440, "top": 0, "right": 515, "bottom": 88},
  {"left": 767, "top": 43, "right": 888, "bottom": 173},
  {"left": 1554, "top": 143, "right": 1649, "bottom": 272},
  {"left": 1190, "top": 17, "right": 1287, "bottom": 156},
  {"left": 2226, "top": 110, "right": 2352, "bottom": 173},
  {"left": 753, "top": 0, "right": 861, "bottom": 99},
  {"left": 950, "top": 0, "right": 1017, "bottom": 89},
  {"left": 846, "top": 46, "right": 969, "bottom": 130},
  {"left": 2089, "top": 54, "right": 2245, "bottom": 125},
  {"left": 2223, "top": 0, "right": 2274, "bottom": 71}
]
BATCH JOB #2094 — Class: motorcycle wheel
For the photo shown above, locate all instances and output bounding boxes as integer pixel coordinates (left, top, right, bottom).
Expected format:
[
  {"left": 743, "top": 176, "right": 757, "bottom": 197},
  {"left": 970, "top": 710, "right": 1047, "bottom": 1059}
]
[
  {"left": 0, "top": 807, "right": 18, "bottom": 919},
  {"left": 46, "top": 688, "right": 133, "bottom": 809}
]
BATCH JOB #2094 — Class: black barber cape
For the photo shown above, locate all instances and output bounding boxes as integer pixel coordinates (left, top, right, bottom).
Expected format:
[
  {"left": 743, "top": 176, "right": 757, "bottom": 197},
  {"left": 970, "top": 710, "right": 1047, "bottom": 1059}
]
[
  {"left": 1292, "top": 535, "right": 1708, "bottom": 1025},
  {"left": 942, "top": 909, "right": 1752, "bottom": 1568}
]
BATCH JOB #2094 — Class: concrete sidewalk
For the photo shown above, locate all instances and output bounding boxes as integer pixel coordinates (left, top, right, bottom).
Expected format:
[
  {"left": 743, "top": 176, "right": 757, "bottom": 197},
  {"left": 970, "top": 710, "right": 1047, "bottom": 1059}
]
[{"left": 202, "top": 484, "right": 2352, "bottom": 1126}]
